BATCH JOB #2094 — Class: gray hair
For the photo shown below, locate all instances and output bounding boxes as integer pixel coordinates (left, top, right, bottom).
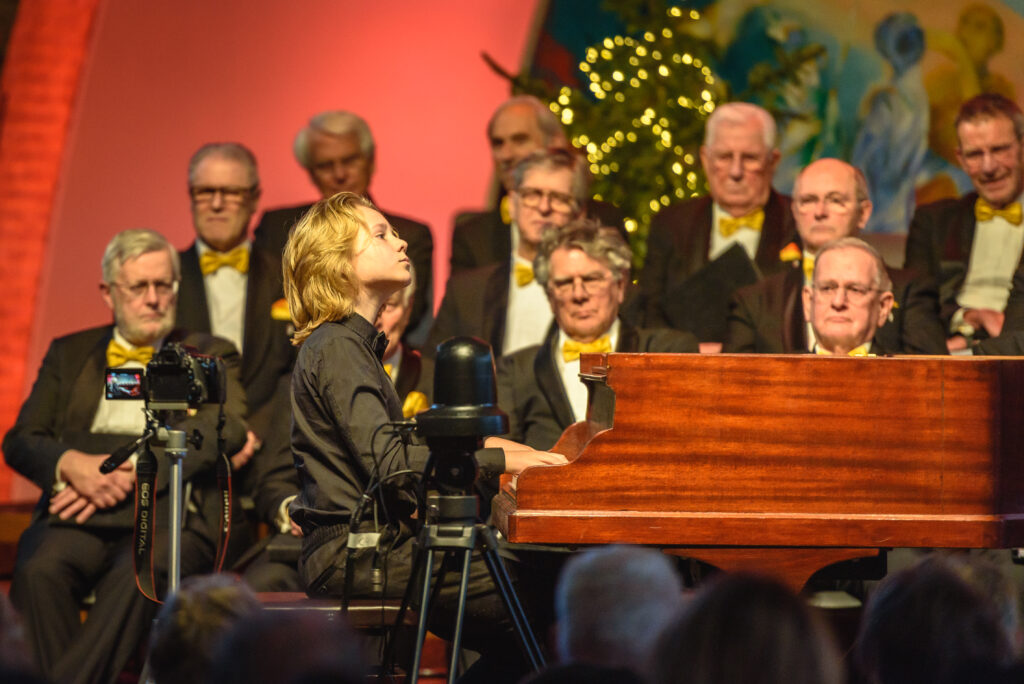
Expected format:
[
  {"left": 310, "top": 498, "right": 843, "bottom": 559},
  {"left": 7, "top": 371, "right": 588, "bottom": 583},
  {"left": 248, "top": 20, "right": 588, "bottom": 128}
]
[
  {"left": 510, "top": 148, "right": 591, "bottom": 205},
  {"left": 555, "top": 545, "right": 684, "bottom": 669},
  {"left": 293, "top": 110, "right": 375, "bottom": 168},
  {"left": 704, "top": 101, "right": 778, "bottom": 150},
  {"left": 102, "top": 228, "right": 180, "bottom": 284},
  {"left": 187, "top": 142, "right": 259, "bottom": 188},
  {"left": 534, "top": 219, "right": 631, "bottom": 288},
  {"left": 487, "top": 95, "right": 565, "bottom": 146},
  {"left": 813, "top": 236, "right": 892, "bottom": 292}
]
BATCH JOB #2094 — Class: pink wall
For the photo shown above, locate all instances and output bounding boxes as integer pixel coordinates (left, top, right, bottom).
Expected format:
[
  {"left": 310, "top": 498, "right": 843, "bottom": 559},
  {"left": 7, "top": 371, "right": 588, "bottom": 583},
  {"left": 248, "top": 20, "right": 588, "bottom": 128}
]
[{"left": 28, "top": 0, "right": 540, "bottom": 390}]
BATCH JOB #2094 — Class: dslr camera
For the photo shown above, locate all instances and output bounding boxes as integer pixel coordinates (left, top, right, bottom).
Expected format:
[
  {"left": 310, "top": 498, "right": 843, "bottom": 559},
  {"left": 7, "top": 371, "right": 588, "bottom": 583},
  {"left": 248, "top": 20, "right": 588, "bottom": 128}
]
[{"left": 105, "top": 342, "right": 225, "bottom": 411}]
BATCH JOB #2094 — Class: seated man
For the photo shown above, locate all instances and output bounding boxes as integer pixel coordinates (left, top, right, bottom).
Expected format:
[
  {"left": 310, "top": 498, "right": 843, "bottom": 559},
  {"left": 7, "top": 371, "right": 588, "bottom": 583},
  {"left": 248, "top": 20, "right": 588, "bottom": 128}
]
[
  {"left": 241, "top": 269, "right": 430, "bottom": 593},
  {"left": 497, "top": 221, "right": 697, "bottom": 451},
  {"left": 3, "top": 229, "right": 246, "bottom": 684},
  {"left": 639, "top": 102, "right": 793, "bottom": 344},
  {"left": 725, "top": 158, "right": 946, "bottom": 355},
  {"left": 905, "top": 94, "right": 1024, "bottom": 350},
  {"left": 252, "top": 110, "right": 434, "bottom": 343},
  {"left": 803, "top": 237, "right": 895, "bottom": 355},
  {"left": 451, "top": 95, "right": 624, "bottom": 273},
  {"left": 427, "top": 149, "right": 589, "bottom": 359}
]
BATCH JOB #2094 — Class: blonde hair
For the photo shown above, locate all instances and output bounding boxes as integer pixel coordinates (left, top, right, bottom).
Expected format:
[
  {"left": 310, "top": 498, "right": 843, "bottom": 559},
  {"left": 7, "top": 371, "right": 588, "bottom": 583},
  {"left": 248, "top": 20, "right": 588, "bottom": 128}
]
[{"left": 283, "top": 192, "right": 377, "bottom": 345}]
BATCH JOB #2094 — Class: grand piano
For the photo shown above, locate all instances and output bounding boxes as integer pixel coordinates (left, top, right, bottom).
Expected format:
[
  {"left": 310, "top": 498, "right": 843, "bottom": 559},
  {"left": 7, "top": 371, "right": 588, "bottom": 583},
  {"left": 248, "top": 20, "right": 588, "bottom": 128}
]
[{"left": 493, "top": 353, "right": 1024, "bottom": 590}]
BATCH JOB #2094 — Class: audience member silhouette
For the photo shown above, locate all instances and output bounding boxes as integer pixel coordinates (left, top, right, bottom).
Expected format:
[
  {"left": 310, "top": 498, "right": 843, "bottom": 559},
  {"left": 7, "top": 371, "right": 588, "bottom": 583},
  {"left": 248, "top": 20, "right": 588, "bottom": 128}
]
[
  {"left": 649, "top": 573, "right": 843, "bottom": 684},
  {"left": 148, "top": 573, "right": 263, "bottom": 684}
]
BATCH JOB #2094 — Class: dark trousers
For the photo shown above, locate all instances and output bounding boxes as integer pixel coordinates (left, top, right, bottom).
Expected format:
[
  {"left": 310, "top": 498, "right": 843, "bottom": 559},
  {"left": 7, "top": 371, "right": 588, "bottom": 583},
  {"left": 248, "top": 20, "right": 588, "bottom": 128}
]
[{"left": 10, "top": 520, "right": 215, "bottom": 684}]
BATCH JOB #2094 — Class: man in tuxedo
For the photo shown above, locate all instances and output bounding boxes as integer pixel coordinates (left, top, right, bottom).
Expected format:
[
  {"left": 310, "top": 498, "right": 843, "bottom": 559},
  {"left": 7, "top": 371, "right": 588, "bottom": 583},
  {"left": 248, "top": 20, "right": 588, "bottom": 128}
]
[
  {"left": 176, "top": 143, "right": 293, "bottom": 472},
  {"left": 905, "top": 93, "right": 1024, "bottom": 351},
  {"left": 426, "top": 149, "right": 588, "bottom": 360},
  {"left": 803, "top": 237, "right": 895, "bottom": 355},
  {"left": 497, "top": 221, "right": 697, "bottom": 450},
  {"left": 3, "top": 229, "right": 246, "bottom": 684},
  {"left": 724, "top": 158, "right": 946, "bottom": 355},
  {"left": 175, "top": 143, "right": 296, "bottom": 581},
  {"left": 451, "top": 95, "right": 624, "bottom": 273},
  {"left": 639, "top": 102, "right": 792, "bottom": 345},
  {"left": 251, "top": 110, "right": 433, "bottom": 343}
]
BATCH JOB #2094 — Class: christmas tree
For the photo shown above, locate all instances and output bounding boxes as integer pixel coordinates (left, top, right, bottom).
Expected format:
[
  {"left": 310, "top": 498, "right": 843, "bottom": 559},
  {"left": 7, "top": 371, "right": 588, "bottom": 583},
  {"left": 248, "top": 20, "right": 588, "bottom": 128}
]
[{"left": 489, "top": 1, "right": 824, "bottom": 269}]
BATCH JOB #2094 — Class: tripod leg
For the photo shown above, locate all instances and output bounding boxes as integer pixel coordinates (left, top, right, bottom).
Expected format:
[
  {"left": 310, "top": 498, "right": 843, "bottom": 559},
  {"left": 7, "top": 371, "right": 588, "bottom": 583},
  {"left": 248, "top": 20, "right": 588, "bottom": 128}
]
[
  {"left": 479, "top": 527, "right": 546, "bottom": 672},
  {"left": 446, "top": 548, "right": 475, "bottom": 684},
  {"left": 409, "top": 547, "right": 437, "bottom": 684},
  {"left": 383, "top": 541, "right": 428, "bottom": 675}
]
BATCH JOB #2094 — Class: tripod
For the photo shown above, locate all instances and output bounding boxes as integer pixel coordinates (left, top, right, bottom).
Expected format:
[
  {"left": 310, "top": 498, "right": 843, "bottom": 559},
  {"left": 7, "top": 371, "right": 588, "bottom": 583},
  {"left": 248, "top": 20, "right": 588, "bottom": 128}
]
[{"left": 397, "top": 492, "right": 545, "bottom": 684}]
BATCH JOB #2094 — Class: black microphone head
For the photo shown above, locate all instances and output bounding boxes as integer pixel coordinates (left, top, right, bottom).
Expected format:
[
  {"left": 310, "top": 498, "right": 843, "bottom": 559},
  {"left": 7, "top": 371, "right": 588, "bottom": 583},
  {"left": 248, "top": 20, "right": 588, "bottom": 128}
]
[{"left": 416, "top": 336, "right": 508, "bottom": 438}]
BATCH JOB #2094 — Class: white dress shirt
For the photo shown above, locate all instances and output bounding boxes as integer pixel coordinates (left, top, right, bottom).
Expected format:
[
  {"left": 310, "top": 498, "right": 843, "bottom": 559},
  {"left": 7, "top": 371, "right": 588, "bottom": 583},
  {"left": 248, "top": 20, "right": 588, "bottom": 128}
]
[
  {"left": 956, "top": 200, "right": 1024, "bottom": 324},
  {"left": 197, "top": 238, "right": 249, "bottom": 353},
  {"left": 708, "top": 203, "right": 761, "bottom": 262},
  {"left": 503, "top": 251, "right": 553, "bottom": 356},
  {"left": 555, "top": 320, "right": 620, "bottom": 422}
]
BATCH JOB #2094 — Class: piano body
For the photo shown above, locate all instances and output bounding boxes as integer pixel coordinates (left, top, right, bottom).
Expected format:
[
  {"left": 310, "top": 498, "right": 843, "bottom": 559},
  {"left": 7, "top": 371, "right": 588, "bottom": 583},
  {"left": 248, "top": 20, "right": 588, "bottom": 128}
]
[{"left": 493, "top": 354, "right": 1024, "bottom": 590}]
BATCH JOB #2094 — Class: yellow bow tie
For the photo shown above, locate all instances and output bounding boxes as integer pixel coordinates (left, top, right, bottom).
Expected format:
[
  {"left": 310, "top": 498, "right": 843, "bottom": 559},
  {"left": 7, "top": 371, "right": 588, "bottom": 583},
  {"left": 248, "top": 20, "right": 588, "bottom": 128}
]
[
  {"left": 106, "top": 339, "right": 154, "bottom": 367},
  {"left": 402, "top": 391, "right": 430, "bottom": 418},
  {"left": 499, "top": 195, "right": 512, "bottom": 225},
  {"left": 814, "top": 343, "right": 873, "bottom": 357},
  {"left": 199, "top": 246, "right": 250, "bottom": 275},
  {"left": 514, "top": 262, "right": 535, "bottom": 287},
  {"left": 718, "top": 208, "right": 765, "bottom": 238},
  {"left": 562, "top": 335, "right": 612, "bottom": 362},
  {"left": 975, "top": 198, "right": 1023, "bottom": 225},
  {"left": 383, "top": 363, "right": 393, "bottom": 378},
  {"left": 803, "top": 255, "right": 815, "bottom": 283}
]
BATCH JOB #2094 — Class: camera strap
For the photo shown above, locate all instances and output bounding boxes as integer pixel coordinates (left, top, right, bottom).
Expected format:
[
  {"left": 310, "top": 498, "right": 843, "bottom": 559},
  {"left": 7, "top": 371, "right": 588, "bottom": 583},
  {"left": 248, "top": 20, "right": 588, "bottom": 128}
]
[
  {"left": 212, "top": 399, "right": 232, "bottom": 572},
  {"left": 133, "top": 441, "right": 160, "bottom": 603}
]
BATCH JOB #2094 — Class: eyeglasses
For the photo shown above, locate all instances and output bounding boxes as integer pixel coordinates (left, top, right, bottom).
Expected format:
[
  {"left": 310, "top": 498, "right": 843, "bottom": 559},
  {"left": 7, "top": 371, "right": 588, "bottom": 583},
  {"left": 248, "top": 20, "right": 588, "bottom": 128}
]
[
  {"left": 707, "top": 150, "right": 769, "bottom": 172},
  {"left": 548, "top": 273, "right": 615, "bottom": 299},
  {"left": 110, "top": 279, "right": 179, "bottom": 300},
  {"left": 189, "top": 185, "right": 258, "bottom": 205},
  {"left": 795, "top": 192, "right": 856, "bottom": 214},
  {"left": 811, "top": 281, "right": 879, "bottom": 304},
  {"left": 516, "top": 187, "right": 578, "bottom": 214}
]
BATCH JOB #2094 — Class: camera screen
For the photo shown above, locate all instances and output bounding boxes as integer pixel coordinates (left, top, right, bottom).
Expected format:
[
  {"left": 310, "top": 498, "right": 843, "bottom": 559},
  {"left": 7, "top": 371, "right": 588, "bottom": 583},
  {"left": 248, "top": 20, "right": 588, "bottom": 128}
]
[{"left": 105, "top": 369, "right": 144, "bottom": 400}]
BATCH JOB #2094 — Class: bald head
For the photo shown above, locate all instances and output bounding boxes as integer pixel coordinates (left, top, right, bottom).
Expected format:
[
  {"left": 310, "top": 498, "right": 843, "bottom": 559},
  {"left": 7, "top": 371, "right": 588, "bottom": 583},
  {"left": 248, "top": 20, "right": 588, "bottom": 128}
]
[{"left": 792, "top": 158, "right": 872, "bottom": 254}]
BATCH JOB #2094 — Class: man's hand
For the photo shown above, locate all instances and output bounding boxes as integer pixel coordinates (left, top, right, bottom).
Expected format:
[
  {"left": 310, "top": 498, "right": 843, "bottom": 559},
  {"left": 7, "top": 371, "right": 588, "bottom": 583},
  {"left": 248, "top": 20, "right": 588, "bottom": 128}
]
[
  {"left": 58, "top": 450, "right": 135, "bottom": 509},
  {"left": 289, "top": 519, "right": 303, "bottom": 537},
  {"left": 230, "top": 430, "right": 262, "bottom": 471},
  {"left": 49, "top": 486, "right": 98, "bottom": 524},
  {"left": 963, "top": 308, "right": 1005, "bottom": 338},
  {"left": 947, "top": 335, "right": 969, "bottom": 352}
]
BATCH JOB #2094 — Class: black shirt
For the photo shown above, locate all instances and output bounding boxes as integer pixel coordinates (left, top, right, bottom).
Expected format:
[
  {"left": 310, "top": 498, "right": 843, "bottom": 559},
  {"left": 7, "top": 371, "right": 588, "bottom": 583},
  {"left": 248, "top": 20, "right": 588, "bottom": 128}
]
[{"left": 289, "top": 313, "right": 503, "bottom": 534}]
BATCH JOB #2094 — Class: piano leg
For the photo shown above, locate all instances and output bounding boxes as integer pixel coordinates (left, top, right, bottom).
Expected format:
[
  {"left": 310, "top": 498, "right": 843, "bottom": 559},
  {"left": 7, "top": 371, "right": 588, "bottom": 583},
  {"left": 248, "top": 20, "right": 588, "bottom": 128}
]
[{"left": 663, "top": 547, "right": 882, "bottom": 592}]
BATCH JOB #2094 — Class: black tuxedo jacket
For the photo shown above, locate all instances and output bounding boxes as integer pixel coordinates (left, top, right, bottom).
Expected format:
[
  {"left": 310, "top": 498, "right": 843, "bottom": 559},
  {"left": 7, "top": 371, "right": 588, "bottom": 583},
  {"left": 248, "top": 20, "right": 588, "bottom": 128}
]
[
  {"left": 903, "top": 192, "right": 1024, "bottom": 333},
  {"left": 724, "top": 262, "right": 948, "bottom": 355},
  {"left": 2, "top": 325, "right": 247, "bottom": 529},
  {"left": 496, "top": 321, "right": 699, "bottom": 450},
  {"left": 425, "top": 262, "right": 511, "bottom": 359},
  {"left": 449, "top": 198, "right": 627, "bottom": 273},
  {"left": 252, "top": 202, "right": 434, "bottom": 337},
  {"left": 639, "top": 190, "right": 793, "bottom": 341},
  {"left": 176, "top": 243, "right": 294, "bottom": 438}
]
